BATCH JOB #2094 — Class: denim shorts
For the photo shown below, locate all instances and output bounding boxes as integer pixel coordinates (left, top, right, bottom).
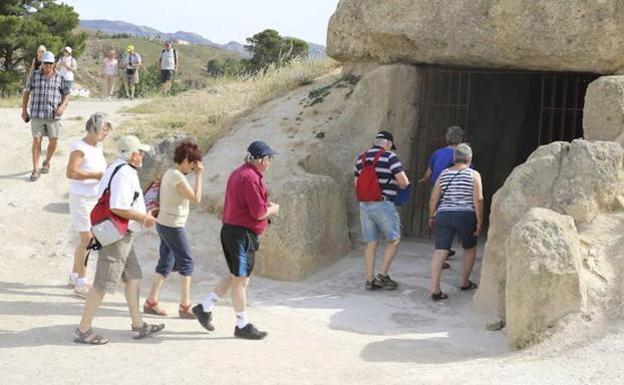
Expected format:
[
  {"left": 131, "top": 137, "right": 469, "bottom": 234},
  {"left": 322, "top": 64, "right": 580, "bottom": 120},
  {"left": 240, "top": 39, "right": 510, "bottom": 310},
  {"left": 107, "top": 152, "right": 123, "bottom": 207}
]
[
  {"left": 155, "top": 223, "right": 194, "bottom": 277},
  {"left": 434, "top": 211, "right": 477, "bottom": 250},
  {"left": 359, "top": 200, "right": 401, "bottom": 242}
]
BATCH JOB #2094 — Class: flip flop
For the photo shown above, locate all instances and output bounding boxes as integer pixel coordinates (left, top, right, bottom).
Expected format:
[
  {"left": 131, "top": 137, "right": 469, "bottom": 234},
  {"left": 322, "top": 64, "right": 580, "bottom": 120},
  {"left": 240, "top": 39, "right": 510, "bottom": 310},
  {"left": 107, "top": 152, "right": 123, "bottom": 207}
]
[
  {"left": 40, "top": 161, "right": 50, "bottom": 174},
  {"left": 29, "top": 171, "right": 40, "bottom": 182},
  {"left": 442, "top": 262, "right": 450, "bottom": 269},
  {"left": 431, "top": 291, "right": 448, "bottom": 301}
]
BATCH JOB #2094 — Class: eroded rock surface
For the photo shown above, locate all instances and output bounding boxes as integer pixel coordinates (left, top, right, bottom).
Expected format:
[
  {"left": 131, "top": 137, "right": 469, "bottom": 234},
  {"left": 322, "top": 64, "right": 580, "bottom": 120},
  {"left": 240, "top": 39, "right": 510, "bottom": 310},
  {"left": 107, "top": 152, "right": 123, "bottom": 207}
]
[{"left": 328, "top": 1, "right": 624, "bottom": 74}]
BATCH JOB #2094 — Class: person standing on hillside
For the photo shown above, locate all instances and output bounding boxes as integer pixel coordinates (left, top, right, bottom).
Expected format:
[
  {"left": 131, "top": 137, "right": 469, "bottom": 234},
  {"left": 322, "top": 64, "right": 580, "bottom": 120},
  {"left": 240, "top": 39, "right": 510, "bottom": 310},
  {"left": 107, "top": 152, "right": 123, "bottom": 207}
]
[
  {"left": 101, "top": 49, "right": 118, "bottom": 99},
  {"left": 55, "top": 46, "right": 77, "bottom": 91},
  {"left": 354, "top": 131, "right": 410, "bottom": 291},
  {"left": 65, "top": 113, "right": 111, "bottom": 297},
  {"left": 158, "top": 40, "right": 178, "bottom": 95},
  {"left": 21, "top": 51, "right": 70, "bottom": 182},
  {"left": 192, "top": 141, "right": 279, "bottom": 340},
  {"left": 123, "top": 45, "right": 142, "bottom": 99},
  {"left": 74, "top": 135, "right": 164, "bottom": 345}
]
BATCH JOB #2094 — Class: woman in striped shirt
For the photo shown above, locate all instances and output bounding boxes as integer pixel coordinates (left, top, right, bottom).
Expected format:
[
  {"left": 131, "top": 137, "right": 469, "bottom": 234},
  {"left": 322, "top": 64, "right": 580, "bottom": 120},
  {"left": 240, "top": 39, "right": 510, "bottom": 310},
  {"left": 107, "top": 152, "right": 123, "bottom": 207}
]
[{"left": 428, "top": 143, "right": 484, "bottom": 301}]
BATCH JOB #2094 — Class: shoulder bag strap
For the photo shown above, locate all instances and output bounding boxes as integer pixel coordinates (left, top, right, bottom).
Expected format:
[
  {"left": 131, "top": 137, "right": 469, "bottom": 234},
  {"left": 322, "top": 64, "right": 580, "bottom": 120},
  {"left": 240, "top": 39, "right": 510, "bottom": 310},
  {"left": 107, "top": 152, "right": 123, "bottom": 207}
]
[{"left": 439, "top": 168, "right": 468, "bottom": 203}]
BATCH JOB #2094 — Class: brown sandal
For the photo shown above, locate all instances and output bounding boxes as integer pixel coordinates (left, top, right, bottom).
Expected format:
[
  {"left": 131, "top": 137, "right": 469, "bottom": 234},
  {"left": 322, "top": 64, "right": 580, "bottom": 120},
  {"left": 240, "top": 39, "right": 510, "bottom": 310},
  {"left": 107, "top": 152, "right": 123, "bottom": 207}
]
[
  {"left": 73, "top": 328, "right": 109, "bottom": 345},
  {"left": 178, "top": 304, "right": 196, "bottom": 319},
  {"left": 143, "top": 299, "right": 167, "bottom": 316},
  {"left": 29, "top": 171, "right": 40, "bottom": 182},
  {"left": 131, "top": 322, "right": 165, "bottom": 339},
  {"left": 40, "top": 160, "right": 50, "bottom": 174}
]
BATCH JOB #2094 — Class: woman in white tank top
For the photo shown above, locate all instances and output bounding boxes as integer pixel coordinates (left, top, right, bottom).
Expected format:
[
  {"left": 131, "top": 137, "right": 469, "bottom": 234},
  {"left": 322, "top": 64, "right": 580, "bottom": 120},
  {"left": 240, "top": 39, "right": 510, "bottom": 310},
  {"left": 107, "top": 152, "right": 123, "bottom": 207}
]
[{"left": 65, "top": 113, "right": 111, "bottom": 297}]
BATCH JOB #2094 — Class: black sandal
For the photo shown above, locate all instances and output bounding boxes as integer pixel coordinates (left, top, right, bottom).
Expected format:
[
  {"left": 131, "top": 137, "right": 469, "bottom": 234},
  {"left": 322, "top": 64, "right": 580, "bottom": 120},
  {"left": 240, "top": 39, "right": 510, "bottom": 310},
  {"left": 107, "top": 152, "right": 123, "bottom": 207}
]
[
  {"left": 460, "top": 280, "right": 478, "bottom": 291},
  {"left": 132, "top": 322, "right": 165, "bottom": 339},
  {"left": 442, "top": 262, "right": 450, "bottom": 269},
  {"left": 73, "top": 328, "right": 109, "bottom": 345},
  {"left": 431, "top": 291, "right": 448, "bottom": 301}
]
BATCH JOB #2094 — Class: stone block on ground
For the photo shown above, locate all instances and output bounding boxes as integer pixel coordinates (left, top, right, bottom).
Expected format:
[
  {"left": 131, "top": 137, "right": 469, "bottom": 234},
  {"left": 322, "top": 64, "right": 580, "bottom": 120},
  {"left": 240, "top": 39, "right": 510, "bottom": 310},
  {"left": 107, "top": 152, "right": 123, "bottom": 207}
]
[{"left": 505, "top": 208, "right": 581, "bottom": 349}]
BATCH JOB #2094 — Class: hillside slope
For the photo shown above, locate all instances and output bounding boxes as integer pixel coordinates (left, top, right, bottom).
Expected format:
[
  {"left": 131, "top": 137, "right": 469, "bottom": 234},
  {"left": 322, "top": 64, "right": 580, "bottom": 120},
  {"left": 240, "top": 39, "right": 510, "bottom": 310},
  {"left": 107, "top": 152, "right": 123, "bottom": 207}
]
[{"left": 74, "top": 33, "right": 239, "bottom": 95}]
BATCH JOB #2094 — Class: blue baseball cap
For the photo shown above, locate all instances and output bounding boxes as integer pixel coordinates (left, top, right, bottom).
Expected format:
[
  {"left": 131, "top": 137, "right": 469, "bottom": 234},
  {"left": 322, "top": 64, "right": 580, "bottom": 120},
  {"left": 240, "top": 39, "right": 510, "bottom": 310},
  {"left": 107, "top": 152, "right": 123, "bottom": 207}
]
[{"left": 247, "top": 140, "right": 277, "bottom": 158}]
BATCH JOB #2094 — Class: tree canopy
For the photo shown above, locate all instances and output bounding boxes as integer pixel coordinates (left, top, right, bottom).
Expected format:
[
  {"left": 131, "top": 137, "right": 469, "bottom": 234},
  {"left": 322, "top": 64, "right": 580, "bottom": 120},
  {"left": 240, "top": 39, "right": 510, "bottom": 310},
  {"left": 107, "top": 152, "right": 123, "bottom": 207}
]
[
  {"left": 0, "top": 0, "right": 87, "bottom": 95},
  {"left": 244, "top": 29, "right": 309, "bottom": 73}
]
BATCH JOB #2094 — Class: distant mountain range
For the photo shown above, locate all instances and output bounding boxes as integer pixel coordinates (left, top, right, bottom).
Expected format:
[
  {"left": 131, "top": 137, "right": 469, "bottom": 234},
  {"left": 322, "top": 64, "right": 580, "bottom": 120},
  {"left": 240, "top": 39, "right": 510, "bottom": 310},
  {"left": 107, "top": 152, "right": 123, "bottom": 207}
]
[{"left": 80, "top": 20, "right": 326, "bottom": 59}]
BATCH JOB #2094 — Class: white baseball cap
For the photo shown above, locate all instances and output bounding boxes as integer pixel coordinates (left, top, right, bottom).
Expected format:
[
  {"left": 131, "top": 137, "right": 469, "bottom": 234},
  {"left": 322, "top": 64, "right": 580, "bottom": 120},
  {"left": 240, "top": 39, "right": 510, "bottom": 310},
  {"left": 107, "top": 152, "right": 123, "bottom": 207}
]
[
  {"left": 64, "top": 46, "right": 72, "bottom": 54},
  {"left": 42, "top": 51, "right": 55, "bottom": 63},
  {"left": 116, "top": 135, "right": 151, "bottom": 160}
]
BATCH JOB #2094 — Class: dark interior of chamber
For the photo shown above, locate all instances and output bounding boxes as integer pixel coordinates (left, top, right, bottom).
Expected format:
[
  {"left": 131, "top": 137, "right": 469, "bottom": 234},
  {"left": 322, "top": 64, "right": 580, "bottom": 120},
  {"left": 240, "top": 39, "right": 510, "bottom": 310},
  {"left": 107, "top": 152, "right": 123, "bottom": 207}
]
[{"left": 406, "top": 68, "right": 598, "bottom": 238}]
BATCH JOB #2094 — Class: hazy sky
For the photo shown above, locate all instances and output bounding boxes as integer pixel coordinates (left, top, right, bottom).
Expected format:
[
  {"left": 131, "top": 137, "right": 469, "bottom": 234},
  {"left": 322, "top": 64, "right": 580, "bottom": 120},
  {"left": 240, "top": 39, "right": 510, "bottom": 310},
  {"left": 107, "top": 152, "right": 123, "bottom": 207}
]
[{"left": 60, "top": 0, "right": 340, "bottom": 45}]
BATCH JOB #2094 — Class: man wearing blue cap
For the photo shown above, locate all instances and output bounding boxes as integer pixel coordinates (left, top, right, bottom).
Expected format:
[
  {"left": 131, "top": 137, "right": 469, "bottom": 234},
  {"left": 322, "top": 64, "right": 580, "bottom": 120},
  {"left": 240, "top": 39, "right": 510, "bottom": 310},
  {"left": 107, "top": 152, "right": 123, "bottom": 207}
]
[
  {"left": 21, "top": 51, "right": 70, "bottom": 181},
  {"left": 192, "top": 140, "right": 279, "bottom": 340}
]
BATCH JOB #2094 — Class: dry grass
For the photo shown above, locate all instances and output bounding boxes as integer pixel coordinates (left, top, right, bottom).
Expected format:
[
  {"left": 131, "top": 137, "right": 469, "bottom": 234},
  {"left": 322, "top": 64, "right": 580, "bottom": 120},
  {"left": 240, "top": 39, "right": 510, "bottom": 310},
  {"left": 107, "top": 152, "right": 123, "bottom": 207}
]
[
  {"left": 0, "top": 96, "right": 22, "bottom": 108},
  {"left": 115, "top": 58, "right": 341, "bottom": 150}
]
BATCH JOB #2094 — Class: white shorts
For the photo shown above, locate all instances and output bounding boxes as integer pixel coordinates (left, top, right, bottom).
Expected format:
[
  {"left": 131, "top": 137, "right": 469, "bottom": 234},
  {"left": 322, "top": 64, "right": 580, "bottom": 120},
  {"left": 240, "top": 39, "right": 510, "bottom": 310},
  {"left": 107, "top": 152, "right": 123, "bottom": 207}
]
[{"left": 69, "top": 192, "right": 98, "bottom": 232}]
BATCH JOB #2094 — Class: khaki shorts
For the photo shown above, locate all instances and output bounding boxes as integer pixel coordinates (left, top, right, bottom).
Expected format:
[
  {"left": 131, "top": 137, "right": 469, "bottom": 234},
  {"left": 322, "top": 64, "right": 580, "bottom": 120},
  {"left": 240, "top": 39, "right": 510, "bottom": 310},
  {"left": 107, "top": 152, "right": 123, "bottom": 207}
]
[
  {"left": 93, "top": 234, "right": 143, "bottom": 294},
  {"left": 31, "top": 118, "right": 61, "bottom": 138},
  {"left": 125, "top": 70, "right": 139, "bottom": 84}
]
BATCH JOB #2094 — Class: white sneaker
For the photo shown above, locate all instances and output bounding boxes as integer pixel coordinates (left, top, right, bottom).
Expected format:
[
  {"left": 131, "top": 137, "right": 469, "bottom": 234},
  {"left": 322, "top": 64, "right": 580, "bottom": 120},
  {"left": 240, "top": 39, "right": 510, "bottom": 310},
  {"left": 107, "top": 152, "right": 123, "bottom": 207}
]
[
  {"left": 73, "top": 284, "right": 91, "bottom": 298},
  {"left": 68, "top": 274, "right": 78, "bottom": 288}
]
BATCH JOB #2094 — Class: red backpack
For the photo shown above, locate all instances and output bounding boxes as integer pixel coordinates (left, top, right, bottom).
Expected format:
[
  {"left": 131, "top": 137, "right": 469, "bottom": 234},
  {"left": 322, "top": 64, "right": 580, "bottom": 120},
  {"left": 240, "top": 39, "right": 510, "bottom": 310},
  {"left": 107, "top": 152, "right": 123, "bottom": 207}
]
[{"left": 356, "top": 149, "right": 384, "bottom": 202}]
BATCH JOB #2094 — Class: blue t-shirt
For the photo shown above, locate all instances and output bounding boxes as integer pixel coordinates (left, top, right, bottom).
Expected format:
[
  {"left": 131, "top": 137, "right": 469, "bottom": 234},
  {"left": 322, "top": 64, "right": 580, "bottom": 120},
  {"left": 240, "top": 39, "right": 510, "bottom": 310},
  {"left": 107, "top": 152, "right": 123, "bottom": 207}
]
[{"left": 428, "top": 147, "right": 454, "bottom": 185}]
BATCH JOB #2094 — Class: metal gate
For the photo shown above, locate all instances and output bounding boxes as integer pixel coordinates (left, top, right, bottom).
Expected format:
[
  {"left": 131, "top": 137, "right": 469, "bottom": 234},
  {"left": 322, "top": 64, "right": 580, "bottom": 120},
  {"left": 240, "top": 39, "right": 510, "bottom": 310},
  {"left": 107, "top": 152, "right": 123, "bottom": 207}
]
[
  {"left": 405, "top": 69, "right": 472, "bottom": 238},
  {"left": 406, "top": 68, "right": 598, "bottom": 239},
  {"left": 537, "top": 73, "right": 598, "bottom": 145}
]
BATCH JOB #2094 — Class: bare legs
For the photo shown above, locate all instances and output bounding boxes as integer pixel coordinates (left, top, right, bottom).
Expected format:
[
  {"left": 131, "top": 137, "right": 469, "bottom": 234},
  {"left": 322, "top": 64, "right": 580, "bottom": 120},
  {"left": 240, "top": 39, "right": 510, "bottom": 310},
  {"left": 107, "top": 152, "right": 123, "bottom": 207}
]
[
  {"left": 147, "top": 273, "right": 192, "bottom": 306},
  {"left": 72, "top": 231, "right": 92, "bottom": 279},
  {"left": 78, "top": 279, "right": 146, "bottom": 332},
  {"left": 363, "top": 239, "right": 400, "bottom": 281},
  {"left": 231, "top": 276, "right": 249, "bottom": 313},
  {"left": 32, "top": 136, "right": 57, "bottom": 172},
  {"left": 429, "top": 246, "right": 477, "bottom": 294},
  {"left": 430, "top": 249, "right": 450, "bottom": 294}
]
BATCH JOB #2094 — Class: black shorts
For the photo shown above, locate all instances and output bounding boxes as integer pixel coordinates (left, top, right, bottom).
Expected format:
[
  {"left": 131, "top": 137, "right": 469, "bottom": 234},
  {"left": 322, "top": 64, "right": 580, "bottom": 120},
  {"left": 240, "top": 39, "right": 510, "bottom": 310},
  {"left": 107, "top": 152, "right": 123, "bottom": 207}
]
[
  {"left": 221, "top": 224, "right": 259, "bottom": 277},
  {"left": 434, "top": 211, "right": 478, "bottom": 250},
  {"left": 160, "top": 69, "right": 174, "bottom": 83}
]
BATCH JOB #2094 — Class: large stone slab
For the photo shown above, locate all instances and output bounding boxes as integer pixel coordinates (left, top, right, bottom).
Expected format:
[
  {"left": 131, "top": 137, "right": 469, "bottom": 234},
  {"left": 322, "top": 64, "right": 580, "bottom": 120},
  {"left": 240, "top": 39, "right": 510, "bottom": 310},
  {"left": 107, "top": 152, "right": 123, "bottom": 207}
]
[
  {"left": 584, "top": 76, "right": 624, "bottom": 144},
  {"left": 327, "top": 1, "right": 624, "bottom": 73},
  {"left": 506, "top": 208, "right": 581, "bottom": 349}
]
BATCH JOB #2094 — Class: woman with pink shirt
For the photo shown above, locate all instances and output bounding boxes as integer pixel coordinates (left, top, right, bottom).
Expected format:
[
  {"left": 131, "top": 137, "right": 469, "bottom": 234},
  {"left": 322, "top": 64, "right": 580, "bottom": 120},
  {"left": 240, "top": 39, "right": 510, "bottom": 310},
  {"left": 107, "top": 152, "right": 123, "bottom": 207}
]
[{"left": 101, "top": 49, "right": 118, "bottom": 99}]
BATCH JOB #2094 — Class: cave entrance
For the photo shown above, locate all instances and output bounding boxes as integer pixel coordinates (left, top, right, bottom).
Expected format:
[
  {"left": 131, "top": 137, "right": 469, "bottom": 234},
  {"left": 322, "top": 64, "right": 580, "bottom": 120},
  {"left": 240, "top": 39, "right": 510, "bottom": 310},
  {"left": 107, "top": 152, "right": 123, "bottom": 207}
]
[{"left": 405, "top": 67, "right": 598, "bottom": 239}]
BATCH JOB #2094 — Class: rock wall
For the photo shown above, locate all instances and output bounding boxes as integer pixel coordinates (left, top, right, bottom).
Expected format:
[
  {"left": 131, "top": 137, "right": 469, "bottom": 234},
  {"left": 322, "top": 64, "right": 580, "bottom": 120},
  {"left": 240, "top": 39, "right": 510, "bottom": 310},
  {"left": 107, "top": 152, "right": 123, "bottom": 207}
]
[
  {"left": 475, "top": 139, "right": 624, "bottom": 347},
  {"left": 308, "top": 64, "right": 421, "bottom": 239},
  {"left": 327, "top": 1, "right": 624, "bottom": 74}
]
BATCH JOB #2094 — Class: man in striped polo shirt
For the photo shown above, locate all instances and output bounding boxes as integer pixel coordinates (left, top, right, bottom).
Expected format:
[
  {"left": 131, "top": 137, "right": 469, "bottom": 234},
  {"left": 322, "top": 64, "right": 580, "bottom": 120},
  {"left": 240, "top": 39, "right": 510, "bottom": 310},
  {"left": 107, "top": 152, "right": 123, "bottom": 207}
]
[{"left": 354, "top": 131, "right": 410, "bottom": 290}]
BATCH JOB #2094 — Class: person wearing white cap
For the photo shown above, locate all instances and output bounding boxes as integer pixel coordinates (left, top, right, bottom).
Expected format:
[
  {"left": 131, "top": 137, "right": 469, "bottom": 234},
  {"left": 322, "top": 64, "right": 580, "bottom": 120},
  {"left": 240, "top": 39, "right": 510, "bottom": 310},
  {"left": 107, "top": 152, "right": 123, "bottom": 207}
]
[
  {"left": 74, "top": 135, "right": 163, "bottom": 344},
  {"left": 55, "top": 46, "right": 77, "bottom": 90},
  {"left": 22, "top": 51, "right": 70, "bottom": 182},
  {"left": 123, "top": 45, "right": 142, "bottom": 99}
]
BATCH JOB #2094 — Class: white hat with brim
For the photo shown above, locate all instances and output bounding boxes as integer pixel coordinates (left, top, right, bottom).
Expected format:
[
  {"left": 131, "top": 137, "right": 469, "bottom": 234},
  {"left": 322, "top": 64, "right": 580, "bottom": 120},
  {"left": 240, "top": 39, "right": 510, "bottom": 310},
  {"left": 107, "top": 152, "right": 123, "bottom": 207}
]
[
  {"left": 64, "top": 46, "right": 72, "bottom": 54},
  {"left": 116, "top": 135, "right": 151, "bottom": 159}
]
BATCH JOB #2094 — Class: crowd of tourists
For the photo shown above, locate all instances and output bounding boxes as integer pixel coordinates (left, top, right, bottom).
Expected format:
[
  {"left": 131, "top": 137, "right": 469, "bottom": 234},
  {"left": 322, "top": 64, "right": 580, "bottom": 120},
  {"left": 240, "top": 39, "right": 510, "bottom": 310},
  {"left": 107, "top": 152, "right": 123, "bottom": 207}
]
[{"left": 20, "top": 43, "right": 482, "bottom": 346}]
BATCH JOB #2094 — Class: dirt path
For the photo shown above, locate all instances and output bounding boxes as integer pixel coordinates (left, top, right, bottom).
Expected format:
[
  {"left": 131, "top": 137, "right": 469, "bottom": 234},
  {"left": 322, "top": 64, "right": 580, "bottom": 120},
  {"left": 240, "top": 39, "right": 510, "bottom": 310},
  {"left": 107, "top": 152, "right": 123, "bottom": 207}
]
[{"left": 1, "top": 99, "right": 624, "bottom": 385}]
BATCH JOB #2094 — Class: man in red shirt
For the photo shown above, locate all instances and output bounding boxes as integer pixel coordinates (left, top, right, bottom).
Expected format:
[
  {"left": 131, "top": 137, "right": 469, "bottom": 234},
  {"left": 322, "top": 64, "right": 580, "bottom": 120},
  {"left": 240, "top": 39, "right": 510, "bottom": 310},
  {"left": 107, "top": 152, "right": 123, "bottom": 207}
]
[{"left": 192, "top": 140, "right": 279, "bottom": 339}]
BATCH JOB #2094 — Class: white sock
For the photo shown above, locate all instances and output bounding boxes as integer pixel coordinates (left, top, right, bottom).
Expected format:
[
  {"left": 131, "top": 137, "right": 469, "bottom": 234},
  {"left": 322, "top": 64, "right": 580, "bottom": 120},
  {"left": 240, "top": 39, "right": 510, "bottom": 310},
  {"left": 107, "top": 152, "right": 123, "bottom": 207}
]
[
  {"left": 201, "top": 292, "right": 219, "bottom": 312},
  {"left": 76, "top": 277, "right": 87, "bottom": 287},
  {"left": 236, "top": 311, "right": 248, "bottom": 329}
]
